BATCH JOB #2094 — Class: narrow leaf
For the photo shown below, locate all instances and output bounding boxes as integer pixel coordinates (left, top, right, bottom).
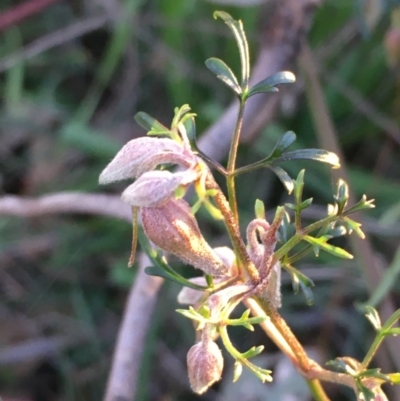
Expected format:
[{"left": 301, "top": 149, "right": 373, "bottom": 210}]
[
  {"left": 247, "top": 71, "right": 296, "bottom": 98},
  {"left": 273, "top": 149, "right": 340, "bottom": 168},
  {"left": 383, "top": 327, "right": 400, "bottom": 336},
  {"left": 205, "top": 57, "right": 241, "bottom": 95},
  {"left": 144, "top": 266, "right": 207, "bottom": 290},
  {"left": 304, "top": 235, "right": 354, "bottom": 259},
  {"left": 214, "top": 11, "right": 250, "bottom": 88},
  {"left": 284, "top": 264, "right": 314, "bottom": 305},
  {"left": 135, "top": 112, "right": 170, "bottom": 134},
  {"left": 357, "top": 383, "right": 375, "bottom": 401},
  {"left": 233, "top": 362, "right": 243, "bottom": 382},
  {"left": 241, "top": 345, "right": 264, "bottom": 359},
  {"left": 364, "top": 306, "right": 382, "bottom": 330},
  {"left": 255, "top": 199, "right": 266, "bottom": 219},
  {"left": 388, "top": 373, "right": 400, "bottom": 384},
  {"left": 268, "top": 165, "right": 294, "bottom": 194}
]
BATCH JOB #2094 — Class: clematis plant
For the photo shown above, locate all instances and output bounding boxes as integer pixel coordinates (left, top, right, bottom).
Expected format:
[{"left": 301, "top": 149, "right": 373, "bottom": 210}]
[{"left": 99, "top": 11, "right": 400, "bottom": 401}]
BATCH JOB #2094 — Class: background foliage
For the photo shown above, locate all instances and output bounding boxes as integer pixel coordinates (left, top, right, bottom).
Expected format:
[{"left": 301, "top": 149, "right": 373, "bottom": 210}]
[{"left": 0, "top": 0, "right": 400, "bottom": 400}]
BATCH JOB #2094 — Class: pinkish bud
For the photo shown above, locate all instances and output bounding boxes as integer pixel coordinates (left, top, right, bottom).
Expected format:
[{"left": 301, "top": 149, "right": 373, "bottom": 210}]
[
  {"left": 141, "top": 198, "right": 229, "bottom": 276},
  {"left": 262, "top": 262, "right": 281, "bottom": 309},
  {"left": 213, "top": 247, "right": 238, "bottom": 277},
  {"left": 187, "top": 339, "right": 223, "bottom": 394},
  {"left": 177, "top": 277, "right": 208, "bottom": 305},
  {"left": 99, "top": 137, "right": 191, "bottom": 184},
  {"left": 121, "top": 169, "right": 198, "bottom": 207}
]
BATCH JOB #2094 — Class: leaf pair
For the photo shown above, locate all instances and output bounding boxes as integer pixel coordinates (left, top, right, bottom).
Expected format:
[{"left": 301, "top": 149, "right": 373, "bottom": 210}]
[{"left": 205, "top": 11, "right": 295, "bottom": 99}]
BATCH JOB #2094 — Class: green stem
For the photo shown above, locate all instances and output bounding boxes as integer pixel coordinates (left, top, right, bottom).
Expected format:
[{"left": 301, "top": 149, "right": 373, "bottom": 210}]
[
  {"left": 360, "top": 308, "right": 400, "bottom": 370},
  {"left": 360, "top": 333, "right": 385, "bottom": 371},
  {"left": 219, "top": 324, "right": 272, "bottom": 380},
  {"left": 226, "top": 98, "right": 246, "bottom": 224},
  {"left": 307, "top": 379, "right": 331, "bottom": 401}
]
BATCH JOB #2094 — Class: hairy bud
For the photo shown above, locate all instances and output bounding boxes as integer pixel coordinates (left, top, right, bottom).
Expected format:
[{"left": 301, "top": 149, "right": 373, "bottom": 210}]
[
  {"left": 141, "top": 198, "right": 229, "bottom": 276},
  {"left": 99, "top": 137, "right": 192, "bottom": 184},
  {"left": 187, "top": 338, "right": 223, "bottom": 394},
  {"left": 121, "top": 169, "right": 198, "bottom": 207}
]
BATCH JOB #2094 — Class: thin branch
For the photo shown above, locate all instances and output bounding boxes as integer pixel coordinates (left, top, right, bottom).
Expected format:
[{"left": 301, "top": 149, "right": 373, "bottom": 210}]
[
  {"left": 0, "top": 192, "right": 130, "bottom": 221},
  {"left": 198, "top": 0, "right": 320, "bottom": 162},
  {"left": 0, "top": 192, "right": 163, "bottom": 401}
]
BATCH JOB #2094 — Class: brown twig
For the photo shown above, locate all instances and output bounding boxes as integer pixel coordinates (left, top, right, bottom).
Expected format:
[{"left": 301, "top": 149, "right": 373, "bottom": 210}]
[
  {"left": 103, "top": 253, "right": 163, "bottom": 401},
  {"left": 0, "top": 193, "right": 162, "bottom": 400}
]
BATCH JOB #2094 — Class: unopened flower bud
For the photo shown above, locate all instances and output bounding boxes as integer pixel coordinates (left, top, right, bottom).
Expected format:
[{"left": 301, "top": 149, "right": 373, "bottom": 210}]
[
  {"left": 99, "top": 137, "right": 191, "bottom": 184},
  {"left": 121, "top": 169, "right": 198, "bottom": 207},
  {"left": 141, "top": 198, "right": 229, "bottom": 276},
  {"left": 262, "top": 262, "right": 281, "bottom": 309},
  {"left": 187, "top": 339, "right": 223, "bottom": 394}
]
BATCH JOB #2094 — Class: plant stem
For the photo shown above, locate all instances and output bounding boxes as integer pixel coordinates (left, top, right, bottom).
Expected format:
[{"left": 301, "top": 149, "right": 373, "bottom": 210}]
[
  {"left": 207, "top": 171, "right": 356, "bottom": 399},
  {"left": 226, "top": 98, "right": 246, "bottom": 224},
  {"left": 360, "top": 333, "right": 385, "bottom": 372},
  {"left": 360, "top": 308, "right": 400, "bottom": 370},
  {"left": 206, "top": 173, "right": 260, "bottom": 282},
  {"left": 307, "top": 379, "right": 331, "bottom": 401},
  {"left": 259, "top": 297, "right": 311, "bottom": 369}
]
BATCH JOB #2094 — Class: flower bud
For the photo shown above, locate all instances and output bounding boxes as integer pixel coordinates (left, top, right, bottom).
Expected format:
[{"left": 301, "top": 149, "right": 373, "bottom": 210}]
[
  {"left": 141, "top": 198, "right": 229, "bottom": 276},
  {"left": 121, "top": 169, "right": 198, "bottom": 207},
  {"left": 262, "top": 262, "right": 281, "bottom": 309},
  {"left": 99, "top": 137, "right": 191, "bottom": 184},
  {"left": 187, "top": 339, "right": 223, "bottom": 394}
]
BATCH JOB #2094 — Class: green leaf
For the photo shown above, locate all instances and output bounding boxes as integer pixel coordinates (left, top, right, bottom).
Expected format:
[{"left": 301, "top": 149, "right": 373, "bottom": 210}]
[
  {"left": 277, "top": 211, "right": 293, "bottom": 244},
  {"left": 284, "top": 265, "right": 315, "bottom": 305},
  {"left": 383, "top": 327, "right": 400, "bottom": 336},
  {"left": 357, "top": 382, "right": 376, "bottom": 401},
  {"left": 334, "top": 178, "right": 349, "bottom": 213},
  {"left": 138, "top": 228, "right": 207, "bottom": 290},
  {"left": 294, "top": 169, "right": 305, "bottom": 205},
  {"left": 270, "top": 131, "right": 297, "bottom": 158},
  {"left": 255, "top": 199, "right": 266, "bottom": 219},
  {"left": 233, "top": 362, "right": 243, "bottom": 382},
  {"left": 205, "top": 57, "right": 242, "bottom": 95},
  {"left": 241, "top": 345, "right": 264, "bottom": 359},
  {"left": 247, "top": 71, "right": 296, "bottom": 98},
  {"left": 346, "top": 195, "right": 375, "bottom": 214},
  {"left": 388, "top": 372, "right": 400, "bottom": 384},
  {"left": 304, "top": 235, "right": 354, "bottom": 259},
  {"left": 183, "top": 115, "right": 196, "bottom": 144},
  {"left": 172, "top": 104, "right": 194, "bottom": 128},
  {"left": 272, "top": 149, "right": 340, "bottom": 167},
  {"left": 268, "top": 165, "right": 294, "bottom": 194},
  {"left": 298, "top": 198, "right": 313, "bottom": 212},
  {"left": 342, "top": 217, "right": 365, "bottom": 239},
  {"left": 213, "top": 11, "right": 250, "bottom": 89},
  {"left": 359, "top": 368, "right": 390, "bottom": 381},
  {"left": 134, "top": 112, "right": 170, "bottom": 135},
  {"left": 326, "top": 359, "right": 348, "bottom": 373},
  {"left": 145, "top": 266, "right": 206, "bottom": 290}
]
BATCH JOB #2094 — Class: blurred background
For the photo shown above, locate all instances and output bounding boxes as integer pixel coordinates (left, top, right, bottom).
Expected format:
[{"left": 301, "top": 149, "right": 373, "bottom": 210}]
[{"left": 0, "top": 0, "right": 400, "bottom": 400}]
